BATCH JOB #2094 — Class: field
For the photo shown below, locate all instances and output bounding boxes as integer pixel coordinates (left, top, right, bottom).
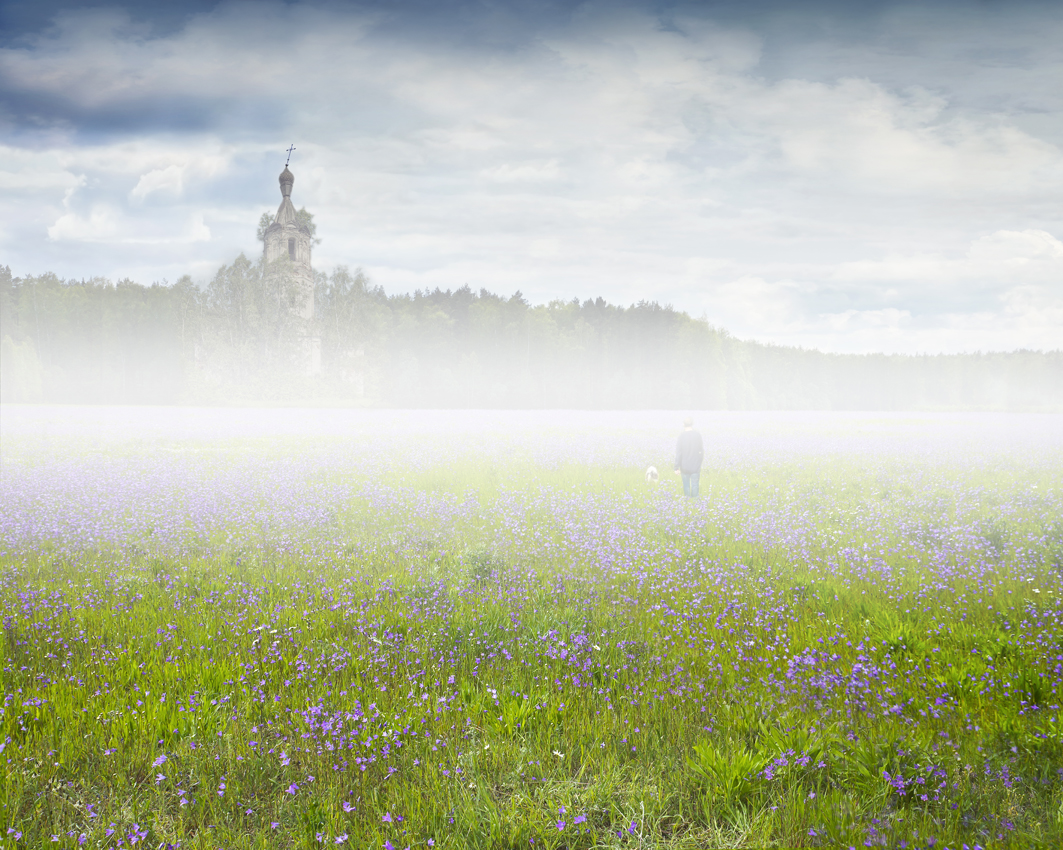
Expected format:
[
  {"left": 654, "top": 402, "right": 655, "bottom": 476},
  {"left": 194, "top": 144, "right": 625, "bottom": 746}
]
[{"left": 2, "top": 408, "right": 1062, "bottom": 849}]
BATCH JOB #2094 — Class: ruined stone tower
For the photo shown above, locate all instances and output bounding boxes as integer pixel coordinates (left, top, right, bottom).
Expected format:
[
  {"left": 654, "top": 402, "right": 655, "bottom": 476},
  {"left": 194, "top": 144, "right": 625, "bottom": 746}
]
[
  {"left": 263, "top": 165, "right": 320, "bottom": 373},
  {"left": 264, "top": 166, "right": 314, "bottom": 320}
]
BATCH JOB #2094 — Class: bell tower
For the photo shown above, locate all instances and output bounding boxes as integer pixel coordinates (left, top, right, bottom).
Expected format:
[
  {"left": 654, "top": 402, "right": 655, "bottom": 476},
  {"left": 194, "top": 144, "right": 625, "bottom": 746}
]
[
  {"left": 263, "top": 160, "right": 320, "bottom": 374},
  {"left": 263, "top": 166, "right": 314, "bottom": 320}
]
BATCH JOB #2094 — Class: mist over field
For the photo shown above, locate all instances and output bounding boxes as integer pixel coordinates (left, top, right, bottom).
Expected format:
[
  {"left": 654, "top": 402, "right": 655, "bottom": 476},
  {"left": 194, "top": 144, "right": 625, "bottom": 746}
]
[
  {"left": 2, "top": 406, "right": 1062, "bottom": 846},
  {"left": 3, "top": 266, "right": 1061, "bottom": 409},
  {"left": 3, "top": 405, "right": 1060, "bottom": 453}
]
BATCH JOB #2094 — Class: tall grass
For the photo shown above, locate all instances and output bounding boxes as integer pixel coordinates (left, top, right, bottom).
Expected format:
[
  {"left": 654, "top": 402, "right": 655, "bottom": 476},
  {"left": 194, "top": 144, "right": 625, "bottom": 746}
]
[{"left": 1, "top": 412, "right": 1061, "bottom": 848}]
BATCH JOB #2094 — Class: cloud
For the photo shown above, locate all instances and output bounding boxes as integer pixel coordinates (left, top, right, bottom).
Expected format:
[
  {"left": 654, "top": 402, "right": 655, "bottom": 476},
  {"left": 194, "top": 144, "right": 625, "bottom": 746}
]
[
  {"left": 743, "top": 78, "right": 1062, "bottom": 194},
  {"left": 683, "top": 229, "right": 1063, "bottom": 352},
  {"left": 47, "top": 204, "right": 213, "bottom": 244},
  {"left": 2, "top": 1, "right": 1062, "bottom": 354},
  {"left": 481, "top": 160, "right": 562, "bottom": 183},
  {"left": 183, "top": 212, "right": 211, "bottom": 243},
  {"left": 828, "top": 229, "right": 1063, "bottom": 288},
  {"left": 130, "top": 164, "right": 185, "bottom": 202},
  {"left": 968, "top": 229, "right": 1063, "bottom": 268},
  {"left": 0, "top": 155, "right": 80, "bottom": 193},
  {"left": 47, "top": 204, "right": 121, "bottom": 241},
  {"left": 823, "top": 308, "right": 912, "bottom": 333},
  {"left": 702, "top": 276, "right": 805, "bottom": 331}
]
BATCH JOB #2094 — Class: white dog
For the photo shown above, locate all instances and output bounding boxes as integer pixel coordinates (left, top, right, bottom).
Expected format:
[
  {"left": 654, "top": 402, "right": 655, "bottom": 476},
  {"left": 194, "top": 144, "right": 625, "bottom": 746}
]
[{"left": 645, "top": 466, "right": 660, "bottom": 483}]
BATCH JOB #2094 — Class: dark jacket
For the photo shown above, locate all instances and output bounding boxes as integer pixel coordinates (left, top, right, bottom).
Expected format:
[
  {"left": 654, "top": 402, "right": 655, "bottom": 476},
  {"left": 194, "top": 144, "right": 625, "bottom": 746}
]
[{"left": 675, "top": 429, "right": 704, "bottom": 474}]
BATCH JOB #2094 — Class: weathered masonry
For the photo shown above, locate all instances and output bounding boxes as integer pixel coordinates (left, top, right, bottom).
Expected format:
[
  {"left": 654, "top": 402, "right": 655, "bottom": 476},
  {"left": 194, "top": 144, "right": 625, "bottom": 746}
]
[
  {"left": 263, "top": 165, "right": 320, "bottom": 373},
  {"left": 263, "top": 166, "right": 314, "bottom": 320}
]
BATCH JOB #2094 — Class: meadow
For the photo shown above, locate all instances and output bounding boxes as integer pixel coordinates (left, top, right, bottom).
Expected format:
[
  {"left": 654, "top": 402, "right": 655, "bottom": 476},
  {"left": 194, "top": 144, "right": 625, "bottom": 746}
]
[{"left": 1, "top": 408, "right": 1061, "bottom": 849}]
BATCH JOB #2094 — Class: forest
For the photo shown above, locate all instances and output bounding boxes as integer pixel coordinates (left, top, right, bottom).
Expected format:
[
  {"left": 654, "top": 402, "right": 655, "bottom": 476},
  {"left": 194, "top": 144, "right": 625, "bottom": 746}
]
[{"left": 1, "top": 262, "right": 1060, "bottom": 409}]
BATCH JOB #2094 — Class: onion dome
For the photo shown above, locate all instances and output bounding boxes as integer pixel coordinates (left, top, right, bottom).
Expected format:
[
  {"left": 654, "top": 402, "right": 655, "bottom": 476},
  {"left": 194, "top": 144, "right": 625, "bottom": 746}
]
[
  {"left": 279, "top": 166, "right": 294, "bottom": 198},
  {"left": 274, "top": 167, "right": 298, "bottom": 226}
]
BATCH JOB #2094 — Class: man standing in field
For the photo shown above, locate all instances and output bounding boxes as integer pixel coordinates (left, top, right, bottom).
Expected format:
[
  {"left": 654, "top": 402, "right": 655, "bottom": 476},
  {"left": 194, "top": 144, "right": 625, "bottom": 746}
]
[{"left": 674, "top": 417, "right": 704, "bottom": 498}]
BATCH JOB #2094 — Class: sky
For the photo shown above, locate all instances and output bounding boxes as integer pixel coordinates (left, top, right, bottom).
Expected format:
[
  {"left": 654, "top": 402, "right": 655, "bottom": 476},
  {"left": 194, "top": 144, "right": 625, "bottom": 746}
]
[{"left": 1, "top": 0, "right": 1061, "bottom": 354}]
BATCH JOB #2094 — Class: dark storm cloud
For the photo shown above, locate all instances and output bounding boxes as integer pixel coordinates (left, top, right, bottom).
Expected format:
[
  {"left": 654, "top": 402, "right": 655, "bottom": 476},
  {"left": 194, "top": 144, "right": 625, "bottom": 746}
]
[
  {"left": 0, "top": 0, "right": 224, "bottom": 42},
  {"left": 0, "top": 87, "right": 286, "bottom": 141}
]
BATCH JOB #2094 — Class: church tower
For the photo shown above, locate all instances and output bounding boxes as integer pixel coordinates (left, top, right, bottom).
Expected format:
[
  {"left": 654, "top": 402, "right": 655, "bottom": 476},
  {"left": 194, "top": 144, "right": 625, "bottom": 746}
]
[
  {"left": 264, "top": 166, "right": 314, "bottom": 321},
  {"left": 263, "top": 165, "right": 320, "bottom": 373}
]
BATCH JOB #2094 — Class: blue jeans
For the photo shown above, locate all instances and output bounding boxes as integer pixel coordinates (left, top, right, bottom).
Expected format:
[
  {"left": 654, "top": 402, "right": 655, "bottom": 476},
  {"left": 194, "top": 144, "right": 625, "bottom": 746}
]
[{"left": 681, "top": 471, "right": 700, "bottom": 497}]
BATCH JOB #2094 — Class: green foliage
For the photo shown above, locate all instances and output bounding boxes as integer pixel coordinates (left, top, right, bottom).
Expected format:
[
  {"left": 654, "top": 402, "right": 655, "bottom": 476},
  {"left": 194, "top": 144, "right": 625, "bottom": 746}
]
[
  {"left": 256, "top": 212, "right": 274, "bottom": 243},
  {"left": 2, "top": 259, "right": 1063, "bottom": 406},
  {"left": 0, "top": 266, "right": 189, "bottom": 403},
  {"left": 295, "top": 207, "right": 319, "bottom": 243},
  {"left": 689, "top": 739, "right": 770, "bottom": 814},
  {"left": 207, "top": 254, "right": 309, "bottom": 349},
  {"left": 465, "top": 545, "right": 505, "bottom": 583},
  {"left": 1043, "top": 520, "right": 1063, "bottom": 574},
  {"left": 259, "top": 209, "right": 319, "bottom": 243}
]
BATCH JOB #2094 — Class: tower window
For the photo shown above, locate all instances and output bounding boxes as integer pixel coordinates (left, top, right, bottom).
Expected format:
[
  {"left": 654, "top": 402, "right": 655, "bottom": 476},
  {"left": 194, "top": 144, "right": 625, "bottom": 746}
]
[{"left": 288, "top": 238, "right": 296, "bottom": 261}]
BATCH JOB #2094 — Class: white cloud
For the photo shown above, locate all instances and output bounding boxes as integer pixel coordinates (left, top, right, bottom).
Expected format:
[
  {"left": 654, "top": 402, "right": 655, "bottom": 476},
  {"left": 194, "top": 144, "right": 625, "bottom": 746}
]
[
  {"left": 0, "top": 157, "right": 80, "bottom": 193},
  {"left": 823, "top": 308, "right": 912, "bottom": 333},
  {"left": 53, "top": 145, "right": 229, "bottom": 179},
  {"left": 48, "top": 205, "right": 121, "bottom": 241},
  {"left": 3, "top": 2, "right": 1062, "bottom": 353},
  {"left": 731, "top": 77, "right": 1063, "bottom": 194},
  {"left": 130, "top": 164, "right": 185, "bottom": 203},
  {"left": 702, "top": 276, "right": 804, "bottom": 331},
  {"left": 681, "top": 229, "right": 1063, "bottom": 352},
  {"left": 47, "top": 205, "right": 214, "bottom": 244},
  {"left": 183, "top": 212, "right": 211, "bottom": 243},
  {"left": 968, "top": 229, "right": 1063, "bottom": 269},
  {"left": 828, "top": 229, "right": 1063, "bottom": 286},
  {"left": 481, "top": 160, "right": 561, "bottom": 183}
]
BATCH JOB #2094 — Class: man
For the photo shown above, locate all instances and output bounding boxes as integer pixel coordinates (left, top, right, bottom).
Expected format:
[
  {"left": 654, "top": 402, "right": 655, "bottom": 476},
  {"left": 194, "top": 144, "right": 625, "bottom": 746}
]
[{"left": 674, "top": 416, "right": 704, "bottom": 498}]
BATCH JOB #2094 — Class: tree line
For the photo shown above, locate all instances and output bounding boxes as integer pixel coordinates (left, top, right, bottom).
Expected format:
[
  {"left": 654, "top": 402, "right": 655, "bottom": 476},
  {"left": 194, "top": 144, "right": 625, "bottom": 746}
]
[{"left": 1, "top": 262, "right": 1060, "bottom": 409}]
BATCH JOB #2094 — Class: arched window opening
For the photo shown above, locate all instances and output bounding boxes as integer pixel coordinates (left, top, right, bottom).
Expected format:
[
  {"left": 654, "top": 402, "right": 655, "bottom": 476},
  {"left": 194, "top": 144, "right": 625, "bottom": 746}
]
[{"left": 288, "top": 238, "right": 296, "bottom": 261}]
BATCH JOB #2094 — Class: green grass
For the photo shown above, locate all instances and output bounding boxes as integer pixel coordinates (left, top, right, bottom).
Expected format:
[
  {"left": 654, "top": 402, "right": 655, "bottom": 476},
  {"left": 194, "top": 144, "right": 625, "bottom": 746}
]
[{"left": 2, "top": 437, "right": 1062, "bottom": 849}]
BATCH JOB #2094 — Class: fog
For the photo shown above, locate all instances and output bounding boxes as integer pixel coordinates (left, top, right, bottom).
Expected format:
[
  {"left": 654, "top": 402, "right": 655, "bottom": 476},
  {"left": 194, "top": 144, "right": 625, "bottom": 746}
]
[
  {"left": 3, "top": 267, "right": 1061, "bottom": 410},
  {"left": 4, "top": 404, "right": 1059, "bottom": 559},
  {"left": 4, "top": 404, "right": 1060, "bottom": 459}
]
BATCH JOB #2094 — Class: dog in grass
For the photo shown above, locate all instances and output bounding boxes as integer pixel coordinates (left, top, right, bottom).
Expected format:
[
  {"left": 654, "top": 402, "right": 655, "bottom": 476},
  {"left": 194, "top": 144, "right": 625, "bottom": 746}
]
[{"left": 645, "top": 466, "right": 660, "bottom": 483}]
